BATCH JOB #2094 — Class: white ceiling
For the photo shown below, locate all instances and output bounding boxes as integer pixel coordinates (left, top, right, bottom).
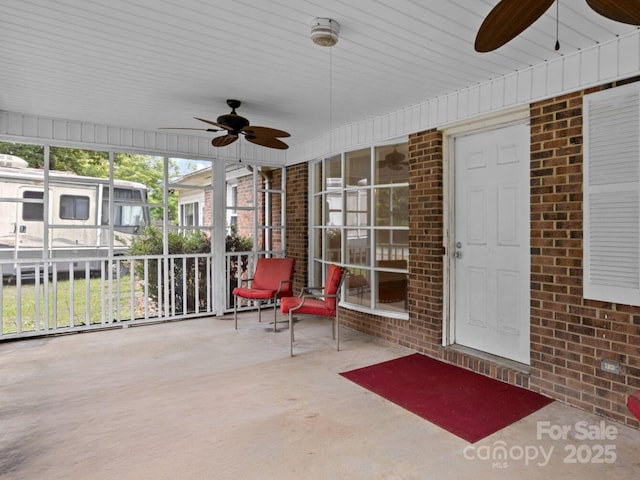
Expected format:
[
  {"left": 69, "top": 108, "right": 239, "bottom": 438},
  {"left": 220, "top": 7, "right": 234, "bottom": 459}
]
[{"left": 0, "top": 0, "right": 637, "bottom": 150}]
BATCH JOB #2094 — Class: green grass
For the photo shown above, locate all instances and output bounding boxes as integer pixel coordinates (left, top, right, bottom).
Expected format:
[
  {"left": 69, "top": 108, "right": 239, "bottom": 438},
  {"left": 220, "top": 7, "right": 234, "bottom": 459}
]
[{"left": 1, "top": 275, "right": 149, "bottom": 334}]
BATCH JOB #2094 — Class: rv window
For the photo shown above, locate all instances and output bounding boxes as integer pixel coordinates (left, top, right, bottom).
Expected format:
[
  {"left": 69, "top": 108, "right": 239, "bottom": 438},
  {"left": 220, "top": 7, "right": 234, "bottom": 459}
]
[
  {"left": 101, "top": 187, "right": 147, "bottom": 227},
  {"left": 22, "top": 191, "right": 44, "bottom": 221},
  {"left": 103, "top": 188, "right": 142, "bottom": 201},
  {"left": 60, "top": 195, "right": 90, "bottom": 220}
]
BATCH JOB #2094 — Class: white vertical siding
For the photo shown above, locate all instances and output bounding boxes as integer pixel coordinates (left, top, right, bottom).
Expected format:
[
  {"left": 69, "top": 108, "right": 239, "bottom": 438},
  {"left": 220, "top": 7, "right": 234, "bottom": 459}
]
[{"left": 289, "top": 29, "right": 640, "bottom": 163}]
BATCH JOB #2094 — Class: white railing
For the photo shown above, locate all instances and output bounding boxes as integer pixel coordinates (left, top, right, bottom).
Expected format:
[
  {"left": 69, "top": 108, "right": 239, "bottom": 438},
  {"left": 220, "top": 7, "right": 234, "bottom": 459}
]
[{"left": 0, "top": 253, "right": 215, "bottom": 340}]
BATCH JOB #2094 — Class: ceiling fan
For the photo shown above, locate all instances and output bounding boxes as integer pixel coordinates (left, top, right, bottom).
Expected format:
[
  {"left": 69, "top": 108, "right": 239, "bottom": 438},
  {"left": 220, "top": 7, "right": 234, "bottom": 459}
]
[
  {"left": 161, "top": 99, "right": 290, "bottom": 150},
  {"left": 379, "top": 147, "right": 408, "bottom": 170},
  {"left": 475, "top": 0, "right": 640, "bottom": 52}
]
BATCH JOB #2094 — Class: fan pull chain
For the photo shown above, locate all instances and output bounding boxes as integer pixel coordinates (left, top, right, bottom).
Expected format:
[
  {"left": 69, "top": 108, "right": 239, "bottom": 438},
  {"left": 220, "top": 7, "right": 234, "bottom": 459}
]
[
  {"left": 555, "top": 0, "right": 560, "bottom": 51},
  {"left": 328, "top": 18, "right": 337, "bottom": 157}
]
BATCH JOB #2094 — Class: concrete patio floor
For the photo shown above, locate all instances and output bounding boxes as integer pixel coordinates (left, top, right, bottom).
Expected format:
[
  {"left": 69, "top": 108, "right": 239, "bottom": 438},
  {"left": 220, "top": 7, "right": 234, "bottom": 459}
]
[{"left": 1, "top": 313, "right": 639, "bottom": 480}]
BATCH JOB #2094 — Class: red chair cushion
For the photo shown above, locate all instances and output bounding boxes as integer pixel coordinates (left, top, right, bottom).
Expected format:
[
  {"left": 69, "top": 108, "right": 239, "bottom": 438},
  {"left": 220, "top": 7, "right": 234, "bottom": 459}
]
[
  {"left": 324, "top": 264, "right": 343, "bottom": 311},
  {"left": 280, "top": 296, "right": 334, "bottom": 316},
  {"left": 233, "top": 258, "right": 295, "bottom": 300},
  {"left": 252, "top": 258, "right": 295, "bottom": 296},
  {"left": 280, "top": 264, "right": 343, "bottom": 316},
  {"left": 232, "top": 287, "right": 276, "bottom": 300},
  {"left": 628, "top": 392, "right": 640, "bottom": 420}
]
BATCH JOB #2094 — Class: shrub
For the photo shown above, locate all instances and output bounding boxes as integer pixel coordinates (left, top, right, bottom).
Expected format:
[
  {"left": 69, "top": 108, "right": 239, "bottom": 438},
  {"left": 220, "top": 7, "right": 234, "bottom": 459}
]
[
  {"left": 225, "top": 224, "right": 253, "bottom": 306},
  {"left": 225, "top": 224, "right": 252, "bottom": 278},
  {"left": 128, "top": 226, "right": 211, "bottom": 314}
]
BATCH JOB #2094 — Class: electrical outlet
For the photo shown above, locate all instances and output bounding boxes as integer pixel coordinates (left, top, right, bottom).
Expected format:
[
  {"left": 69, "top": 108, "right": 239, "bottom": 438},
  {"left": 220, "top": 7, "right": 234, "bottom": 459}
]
[{"left": 600, "top": 359, "right": 620, "bottom": 375}]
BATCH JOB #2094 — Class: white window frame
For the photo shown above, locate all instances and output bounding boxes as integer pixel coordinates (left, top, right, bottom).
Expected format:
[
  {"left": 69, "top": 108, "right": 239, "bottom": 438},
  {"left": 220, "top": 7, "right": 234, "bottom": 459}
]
[
  {"left": 180, "top": 201, "right": 200, "bottom": 227},
  {"left": 309, "top": 140, "right": 409, "bottom": 319}
]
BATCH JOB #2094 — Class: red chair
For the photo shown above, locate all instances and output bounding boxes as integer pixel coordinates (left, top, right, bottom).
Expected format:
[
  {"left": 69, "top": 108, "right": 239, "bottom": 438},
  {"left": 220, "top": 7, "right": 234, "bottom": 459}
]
[
  {"left": 628, "top": 392, "right": 640, "bottom": 421},
  {"left": 232, "top": 257, "right": 295, "bottom": 332},
  {"left": 280, "top": 264, "right": 347, "bottom": 356}
]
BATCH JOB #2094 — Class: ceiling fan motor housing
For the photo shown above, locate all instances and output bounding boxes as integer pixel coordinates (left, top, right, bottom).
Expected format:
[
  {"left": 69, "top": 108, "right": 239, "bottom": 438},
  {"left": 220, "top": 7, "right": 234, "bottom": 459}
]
[
  {"left": 217, "top": 99, "right": 250, "bottom": 132},
  {"left": 216, "top": 112, "right": 250, "bottom": 132}
]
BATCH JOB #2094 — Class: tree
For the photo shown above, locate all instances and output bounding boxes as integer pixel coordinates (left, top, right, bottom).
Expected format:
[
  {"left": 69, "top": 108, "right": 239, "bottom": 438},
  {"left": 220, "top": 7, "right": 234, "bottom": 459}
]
[
  {"left": 114, "top": 154, "right": 178, "bottom": 223},
  {"left": 0, "top": 142, "right": 44, "bottom": 167},
  {"left": 50, "top": 147, "right": 109, "bottom": 176}
]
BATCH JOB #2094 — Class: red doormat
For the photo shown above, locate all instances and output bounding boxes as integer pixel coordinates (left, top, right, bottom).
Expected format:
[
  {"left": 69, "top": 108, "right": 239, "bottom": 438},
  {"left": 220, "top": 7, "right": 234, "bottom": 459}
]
[{"left": 340, "top": 353, "right": 553, "bottom": 443}]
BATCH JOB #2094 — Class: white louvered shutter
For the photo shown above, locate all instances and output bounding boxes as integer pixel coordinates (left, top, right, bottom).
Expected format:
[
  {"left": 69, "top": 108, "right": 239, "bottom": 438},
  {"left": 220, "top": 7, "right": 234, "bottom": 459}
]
[{"left": 584, "top": 83, "right": 640, "bottom": 305}]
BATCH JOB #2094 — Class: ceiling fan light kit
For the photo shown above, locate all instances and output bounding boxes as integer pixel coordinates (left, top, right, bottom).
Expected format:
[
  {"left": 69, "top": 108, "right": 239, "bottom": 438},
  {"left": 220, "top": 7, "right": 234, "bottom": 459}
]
[{"left": 310, "top": 18, "right": 340, "bottom": 47}]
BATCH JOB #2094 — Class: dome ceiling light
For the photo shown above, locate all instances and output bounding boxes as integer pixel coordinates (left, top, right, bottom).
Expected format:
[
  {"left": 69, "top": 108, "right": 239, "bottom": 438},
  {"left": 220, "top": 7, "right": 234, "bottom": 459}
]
[{"left": 310, "top": 18, "right": 340, "bottom": 47}]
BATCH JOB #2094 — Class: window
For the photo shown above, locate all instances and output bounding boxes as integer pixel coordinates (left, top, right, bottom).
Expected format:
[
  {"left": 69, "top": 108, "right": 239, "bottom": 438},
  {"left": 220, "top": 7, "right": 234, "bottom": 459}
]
[
  {"left": 101, "top": 187, "right": 148, "bottom": 227},
  {"left": 311, "top": 142, "right": 409, "bottom": 315},
  {"left": 22, "top": 191, "right": 43, "bottom": 221},
  {"left": 60, "top": 195, "right": 90, "bottom": 220},
  {"left": 584, "top": 82, "right": 640, "bottom": 305},
  {"left": 226, "top": 183, "right": 238, "bottom": 234},
  {"left": 180, "top": 202, "right": 200, "bottom": 227}
]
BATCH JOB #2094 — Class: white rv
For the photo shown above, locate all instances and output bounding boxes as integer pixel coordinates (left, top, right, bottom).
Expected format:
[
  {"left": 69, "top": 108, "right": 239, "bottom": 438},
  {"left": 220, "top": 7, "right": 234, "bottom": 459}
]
[{"left": 0, "top": 154, "right": 150, "bottom": 279}]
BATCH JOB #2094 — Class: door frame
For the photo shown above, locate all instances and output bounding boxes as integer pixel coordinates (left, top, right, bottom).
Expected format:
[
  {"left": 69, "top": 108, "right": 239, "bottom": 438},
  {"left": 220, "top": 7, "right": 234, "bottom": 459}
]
[{"left": 442, "top": 107, "right": 530, "bottom": 349}]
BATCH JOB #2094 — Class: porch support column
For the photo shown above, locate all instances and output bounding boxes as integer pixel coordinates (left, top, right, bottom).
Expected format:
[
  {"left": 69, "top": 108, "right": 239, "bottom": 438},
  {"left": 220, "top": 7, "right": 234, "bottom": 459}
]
[{"left": 211, "top": 160, "right": 227, "bottom": 316}]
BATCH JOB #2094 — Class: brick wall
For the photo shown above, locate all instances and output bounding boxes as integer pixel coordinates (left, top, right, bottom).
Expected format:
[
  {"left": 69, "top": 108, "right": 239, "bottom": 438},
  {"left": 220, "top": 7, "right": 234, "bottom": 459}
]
[
  {"left": 530, "top": 81, "right": 640, "bottom": 427},
  {"left": 285, "top": 162, "right": 309, "bottom": 294},
  {"left": 236, "top": 174, "right": 254, "bottom": 239},
  {"left": 233, "top": 169, "right": 284, "bottom": 252},
  {"left": 269, "top": 168, "right": 282, "bottom": 251},
  {"left": 203, "top": 190, "right": 212, "bottom": 227}
]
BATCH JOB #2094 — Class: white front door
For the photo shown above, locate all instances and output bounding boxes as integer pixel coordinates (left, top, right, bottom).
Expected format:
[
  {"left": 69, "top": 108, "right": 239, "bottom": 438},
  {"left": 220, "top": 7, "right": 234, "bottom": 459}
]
[{"left": 453, "top": 123, "right": 530, "bottom": 364}]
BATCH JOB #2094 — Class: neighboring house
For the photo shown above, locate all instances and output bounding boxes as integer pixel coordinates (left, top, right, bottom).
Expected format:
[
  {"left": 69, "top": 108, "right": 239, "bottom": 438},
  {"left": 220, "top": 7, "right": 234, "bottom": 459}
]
[
  {"left": 173, "top": 164, "right": 283, "bottom": 252},
  {"left": 172, "top": 165, "right": 250, "bottom": 238},
  {"left": 173, "top": 168, "right": 208, "bottom": 230}
]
